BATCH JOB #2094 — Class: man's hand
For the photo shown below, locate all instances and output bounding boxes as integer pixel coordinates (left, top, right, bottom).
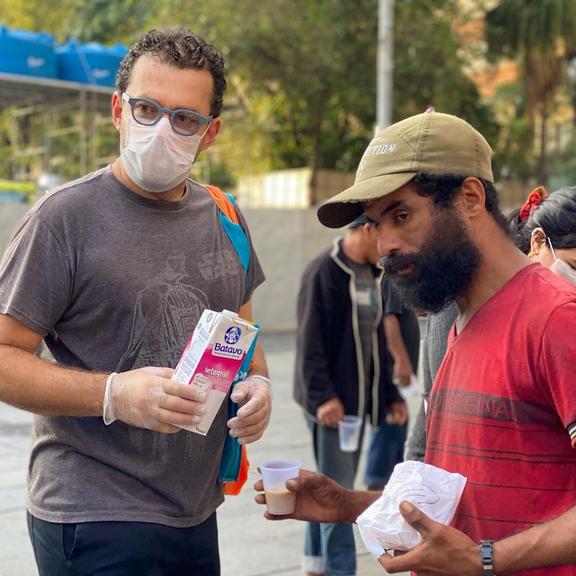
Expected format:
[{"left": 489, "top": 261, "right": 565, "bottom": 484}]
[
  {"left": 316, "top": 397, "right": 345, "bottom": 428},
  {"left": 254, "top": 469, "right": 352, "bottom": 523},
  {"left": 392, "top": 358, "right": 413, "bottom": 387},
  {"left": 227, "top": 374, "right": 272, "bottom": 444},
  {"left": 378, "top": 501, "right": 481, "bottom": 576},
  {"left": 386, "top": 401, "right": 408, "bottom": 425},
  {"left": 104, "top": 367, "right": 208, "bottom": 433}
]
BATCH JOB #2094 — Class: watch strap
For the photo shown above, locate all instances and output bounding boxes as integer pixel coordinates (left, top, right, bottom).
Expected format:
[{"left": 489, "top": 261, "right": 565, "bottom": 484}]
[{"left": 480, "top": 539, "right": 495, "bottom": 576}]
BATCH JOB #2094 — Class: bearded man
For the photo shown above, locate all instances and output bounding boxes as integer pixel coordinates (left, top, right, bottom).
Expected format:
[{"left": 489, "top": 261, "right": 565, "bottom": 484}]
[{"left": 257, "top": 110, "right": 576, "bottom": 576}]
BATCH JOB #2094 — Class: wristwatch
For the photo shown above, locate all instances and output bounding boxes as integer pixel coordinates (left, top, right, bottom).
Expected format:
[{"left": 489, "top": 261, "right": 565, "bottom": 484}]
[{"left": 480, "top": 540, "right": 495, "bottom": 576}]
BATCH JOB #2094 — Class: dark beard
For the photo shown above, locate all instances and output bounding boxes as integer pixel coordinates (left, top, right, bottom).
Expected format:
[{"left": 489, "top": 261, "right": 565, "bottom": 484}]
[{"left": 380, "top": 210, "right": 480, "bottom": 313}]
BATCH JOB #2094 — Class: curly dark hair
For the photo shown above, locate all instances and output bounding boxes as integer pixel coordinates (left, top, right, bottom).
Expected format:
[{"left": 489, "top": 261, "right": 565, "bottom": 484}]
[
  {"left": 116, "top": 28, "right": 226, "bottom": 117},
  {"left": 411, "top": 172, "right": 509, "bottom": 233}
]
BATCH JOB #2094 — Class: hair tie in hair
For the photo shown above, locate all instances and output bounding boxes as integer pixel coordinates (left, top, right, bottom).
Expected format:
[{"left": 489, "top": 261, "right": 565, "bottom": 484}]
[{"left": 520, "top": 185, "right": 549, "bottom": 222}]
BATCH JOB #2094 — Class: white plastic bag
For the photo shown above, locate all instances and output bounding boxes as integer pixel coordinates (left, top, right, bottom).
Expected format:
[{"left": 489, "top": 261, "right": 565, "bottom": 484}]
[{"left": 357, "top": 460, "right": 467, "bottom": 557}]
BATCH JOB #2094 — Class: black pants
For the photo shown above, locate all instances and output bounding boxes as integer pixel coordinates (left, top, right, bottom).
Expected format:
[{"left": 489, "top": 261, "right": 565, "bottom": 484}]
[{"left": 27, "top": 512, "right": 220, "bottom": 576}]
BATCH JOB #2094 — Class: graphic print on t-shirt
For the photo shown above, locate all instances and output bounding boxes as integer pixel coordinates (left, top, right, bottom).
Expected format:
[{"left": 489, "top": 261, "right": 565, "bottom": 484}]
[
  {"left": 198, "top": 249, "right": 240, "bottom": 280},
  {"left": 429, "top": 388, "right": 559, "bottom": 426},
  {"left": 116, "top": 251, "right": 209, "bottom": 372}
]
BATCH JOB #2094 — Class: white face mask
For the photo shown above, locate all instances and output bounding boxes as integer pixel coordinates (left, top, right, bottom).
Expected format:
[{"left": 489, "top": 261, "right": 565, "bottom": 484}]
[
  {"left": 548, "top": 238, "right": 576, "bottom": 286},
  {"left": 120, "top": 116, "right": 203, "bottom": 193}
]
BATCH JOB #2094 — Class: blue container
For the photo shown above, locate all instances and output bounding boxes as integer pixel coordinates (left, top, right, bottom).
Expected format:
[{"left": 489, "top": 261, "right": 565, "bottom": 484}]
[
  {"left": 0, "top": 191, "right": 28, "bottom": 203},
  {"left": 56, "top": 39, "right": 127, "bottom": 87},
  {"left": 0, "top": 25, "right": 57, "bottom": 78}
]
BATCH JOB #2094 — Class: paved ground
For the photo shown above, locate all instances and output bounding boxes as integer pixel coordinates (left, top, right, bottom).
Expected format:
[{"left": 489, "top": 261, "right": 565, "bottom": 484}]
[{"left": 0, "top": 332, "right": 419, "bottom": 576}]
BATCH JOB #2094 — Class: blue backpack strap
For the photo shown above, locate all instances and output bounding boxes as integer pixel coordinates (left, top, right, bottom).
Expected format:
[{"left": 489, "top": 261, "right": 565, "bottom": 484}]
[
  {"left": 218, "top": 330, "right": 259, "bottom": 483},
  {"left": 220, "top": 193, "right": 251, "bottom": 274},
  {"left": 205, "top": 186, "right": 255, "bottom": 487}
]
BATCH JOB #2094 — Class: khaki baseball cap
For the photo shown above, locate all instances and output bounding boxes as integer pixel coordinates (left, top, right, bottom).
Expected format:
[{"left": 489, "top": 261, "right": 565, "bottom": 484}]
[{"left": 317, "top": 111, "right": 494, "bottom": 228}]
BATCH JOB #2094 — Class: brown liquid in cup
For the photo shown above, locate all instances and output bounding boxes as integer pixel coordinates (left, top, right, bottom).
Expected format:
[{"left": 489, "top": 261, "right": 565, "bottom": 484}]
[{"left": 265, "top": 490, "right": 296, "bottom": 515}]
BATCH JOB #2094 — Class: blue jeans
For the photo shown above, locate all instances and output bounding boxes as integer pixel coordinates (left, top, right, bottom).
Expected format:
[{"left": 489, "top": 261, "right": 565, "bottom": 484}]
[
  {"left": 27, "top": 512, "right": 220, "bottom": 576},
  {"left": 363, "top": 421, "right": 407, "bottom": 489},
  {"left": 304, "top": 412, "right": 363, "bottom": 576}
]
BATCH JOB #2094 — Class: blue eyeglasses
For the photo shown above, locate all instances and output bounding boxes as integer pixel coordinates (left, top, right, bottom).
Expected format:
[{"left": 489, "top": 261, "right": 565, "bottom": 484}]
[{"left": 122, "top": 93, "right": 212, "bottom": 137}]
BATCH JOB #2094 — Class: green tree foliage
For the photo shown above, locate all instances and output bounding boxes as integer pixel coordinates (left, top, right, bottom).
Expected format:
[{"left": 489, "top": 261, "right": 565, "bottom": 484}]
[
  {"left": 396, "top": 2, "right": 497, "bottom": 161},
  {"left": 490, "top": 83, "right": 535, "bottom": 182},
  {"left": 487, "top": 0, "right": 576, "bottom": 57},
  {"left": 0, "top": 0, "right": 153, "bottom": 43},
  {"left": 156, "top": 0, "right": 381, "bottom": 201},
  {"left": 1, "top": 0, "right": 497, "bottom": 194},
  {"left": 180, "top": 0, "right": 380, "bottom": 198},
  {"left": 486, "top": 0, "right": 576, "bottom": 185},
  {"left": 0, "top": 0, "right": 76, "bottom": 40},
  {"left": 157, "top": 0, "right": 495, "bottom": 201},
  {"left": 394, "top": 0, "right": 498, "bottom": 141},
  {"left": 70, "top": 0, "right": 156, "bottom": 43}
]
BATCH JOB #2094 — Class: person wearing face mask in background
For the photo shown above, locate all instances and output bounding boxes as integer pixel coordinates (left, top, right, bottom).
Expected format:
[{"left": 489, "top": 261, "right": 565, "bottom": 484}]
[
  {"left": 511, "top": 186, "right": 576, "bottom": 286},
  {"left": 0, "top": 28, "right": 271, "bottom": 576}
]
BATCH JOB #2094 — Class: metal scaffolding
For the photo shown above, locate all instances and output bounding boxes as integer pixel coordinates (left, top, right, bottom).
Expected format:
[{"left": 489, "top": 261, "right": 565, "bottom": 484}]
[{"left": 0, "top": 71, "right": 116, "bottom": 181}]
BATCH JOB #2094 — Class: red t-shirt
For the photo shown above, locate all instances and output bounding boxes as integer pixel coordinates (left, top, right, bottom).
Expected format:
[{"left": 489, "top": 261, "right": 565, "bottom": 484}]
[{"left": 426, "top": 264, "right": 576, "bottom": 575}]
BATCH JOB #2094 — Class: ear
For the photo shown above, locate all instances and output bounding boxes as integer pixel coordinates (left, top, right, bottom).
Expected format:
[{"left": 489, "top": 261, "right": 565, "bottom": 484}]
[
  {"left": 530, "top": 227, "right": 547, "bottom": 256},
  {"left": 198, "top": 117, "right": 221, "bottom": 152},
  {"left": 111, "top": 91, "right": 123, "bottom": 131},
  {"left": 455, "top": 177, "right": 485, "bottom": 219},
  {"left": 359, "top": 223, "right": 372, "bottom": 242},
  {"left": 363, "top": 222, "right": 375, "bottom": 235}
]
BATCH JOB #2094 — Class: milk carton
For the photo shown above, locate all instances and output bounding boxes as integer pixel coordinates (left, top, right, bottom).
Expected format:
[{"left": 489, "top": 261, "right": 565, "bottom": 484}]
[{"left": 172, "top": 309, "right": 259, "bottom": 435}]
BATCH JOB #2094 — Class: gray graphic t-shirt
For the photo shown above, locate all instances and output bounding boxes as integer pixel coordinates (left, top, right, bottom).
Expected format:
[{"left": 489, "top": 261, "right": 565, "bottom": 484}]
[{"left": 0, "top": 167, "right": 264, "bottom": 526}]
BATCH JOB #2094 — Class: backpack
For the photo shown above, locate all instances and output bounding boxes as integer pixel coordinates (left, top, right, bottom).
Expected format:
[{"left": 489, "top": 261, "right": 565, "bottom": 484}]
[{"left": 205, "top": 184, "right": 253, "bottom": 495}]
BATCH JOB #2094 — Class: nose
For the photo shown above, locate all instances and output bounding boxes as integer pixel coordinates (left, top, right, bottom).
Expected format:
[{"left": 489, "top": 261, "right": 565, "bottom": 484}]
[{"left": 375, "top": 227, "right": 403, "bottom": 258}]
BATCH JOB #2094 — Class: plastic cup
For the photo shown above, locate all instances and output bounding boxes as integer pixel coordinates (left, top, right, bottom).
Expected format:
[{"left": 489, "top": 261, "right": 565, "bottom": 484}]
[
  {"left": 338, "top": 415, "right": 363, "bottom": 452},
  {"left": 260, "top": 459, "right": 301, "bottom": 515}
]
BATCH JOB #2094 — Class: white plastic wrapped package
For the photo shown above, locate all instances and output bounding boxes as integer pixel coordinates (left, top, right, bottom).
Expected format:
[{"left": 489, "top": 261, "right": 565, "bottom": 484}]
[{"left": 356, "top": 460, "right": 467, "bottom": 557}]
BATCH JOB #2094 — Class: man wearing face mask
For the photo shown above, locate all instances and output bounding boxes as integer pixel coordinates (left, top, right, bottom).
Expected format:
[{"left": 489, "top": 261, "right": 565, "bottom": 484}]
[{"left": 0, "top": 29, "right": 271, "bottom": 575}]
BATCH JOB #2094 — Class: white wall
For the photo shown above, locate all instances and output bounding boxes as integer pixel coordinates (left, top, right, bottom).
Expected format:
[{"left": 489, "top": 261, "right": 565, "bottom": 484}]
[
  {"left": 242, "top": 208, "right": 341, "bottom": 332},
  {"left": 0, "top": 204, "right": 340, "bottom": 332},
  {"left": 0, "top": 204, "right": 28, "bottom": 250}
]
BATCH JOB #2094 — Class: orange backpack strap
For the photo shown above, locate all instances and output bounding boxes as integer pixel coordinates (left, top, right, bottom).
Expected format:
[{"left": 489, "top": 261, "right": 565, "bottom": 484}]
[
  {"left": 205, "top": 184, "right": 240, "bottom": 225},
  {"left": 222, "top": 445, "right": 250, "bottom": 496}
]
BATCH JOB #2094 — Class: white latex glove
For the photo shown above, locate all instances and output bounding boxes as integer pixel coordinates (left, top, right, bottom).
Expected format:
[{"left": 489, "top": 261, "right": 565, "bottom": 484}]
[
  {"left": 227, "top": 374, "right": 272, "bottom": 444},
  {"left": 103, "top": 366, "right": 207, "bottom": 433}
]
